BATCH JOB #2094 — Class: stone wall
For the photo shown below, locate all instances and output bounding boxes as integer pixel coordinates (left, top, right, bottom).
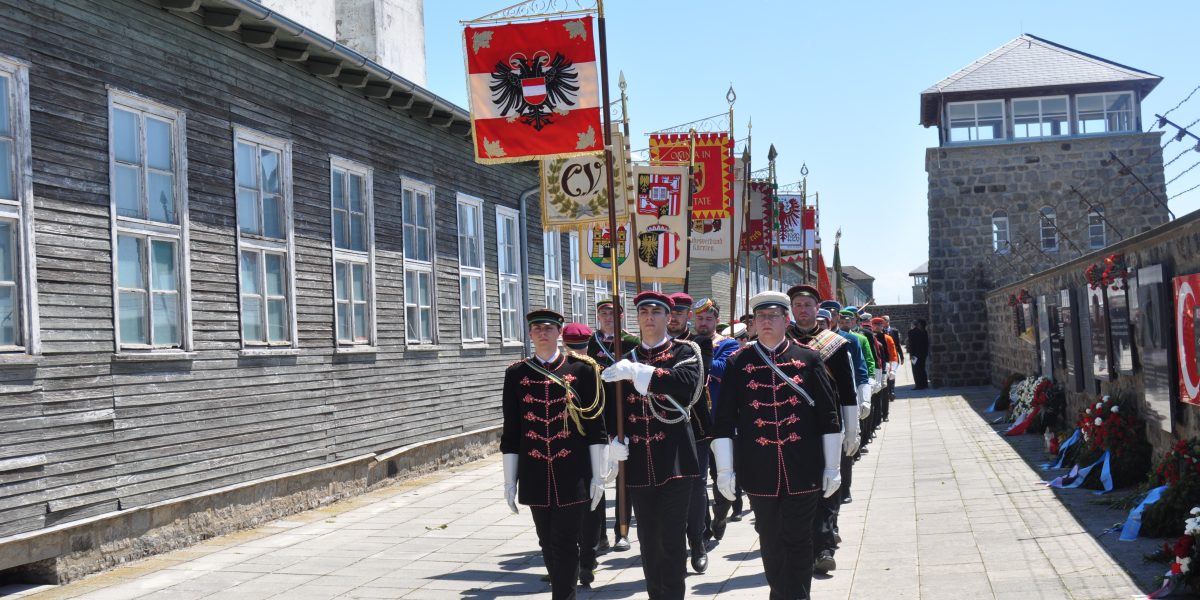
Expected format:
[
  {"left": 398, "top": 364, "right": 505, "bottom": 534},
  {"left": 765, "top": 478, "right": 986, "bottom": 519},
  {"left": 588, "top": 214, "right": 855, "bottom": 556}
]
[
  {"left": 870, "top": 303, "right": 930, "bottom": 349},
  {"left": 927, "top": 132, "right": 1169, "bottom": 387},
  {"left": 986, "top": 209, "right": 1200, "bottom": 459}
]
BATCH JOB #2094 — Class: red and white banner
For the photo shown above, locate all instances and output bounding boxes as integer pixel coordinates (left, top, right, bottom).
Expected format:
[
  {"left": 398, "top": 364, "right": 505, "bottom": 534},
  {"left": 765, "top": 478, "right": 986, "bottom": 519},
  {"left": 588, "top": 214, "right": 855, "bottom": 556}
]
[
  {"left": 632, "top": 165, "right": 689, "bottom": 283},
  {"left": 648, "top": 133, "right": 733, "bottom": 219},
  {"left": 464, "top": 17, "right": 602, "bottom": 164},
  {"left": 740, "top": 180, "right": 771, "bottom": 252},
  {"left": 1175, "top": 274, "right": 1200, "bottom": 406},
  {"left": 690, "top": 157, "right": 745, "bottom": 260}
]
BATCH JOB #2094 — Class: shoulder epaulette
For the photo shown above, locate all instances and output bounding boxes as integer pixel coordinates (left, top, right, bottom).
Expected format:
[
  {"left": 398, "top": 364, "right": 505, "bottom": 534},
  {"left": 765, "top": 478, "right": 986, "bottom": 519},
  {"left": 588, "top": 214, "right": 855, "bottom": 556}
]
[{"left": 567, "top": 351, "right": 598, "bottom": 367}]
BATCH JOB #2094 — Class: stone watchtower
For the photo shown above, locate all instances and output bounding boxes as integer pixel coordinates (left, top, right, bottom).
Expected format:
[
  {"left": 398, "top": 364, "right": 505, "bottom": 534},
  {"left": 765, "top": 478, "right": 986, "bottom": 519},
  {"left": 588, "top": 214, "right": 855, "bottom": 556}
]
[{"left": 921, "top": 34, "right": 1168, "bottom": 387}]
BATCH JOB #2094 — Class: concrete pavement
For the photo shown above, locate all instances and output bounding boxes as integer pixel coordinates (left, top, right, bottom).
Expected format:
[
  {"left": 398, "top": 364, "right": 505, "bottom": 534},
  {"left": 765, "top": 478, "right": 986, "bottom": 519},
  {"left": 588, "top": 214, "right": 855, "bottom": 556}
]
[{"left": 6, "top": 366, "right": 1164, "bottom": 599}]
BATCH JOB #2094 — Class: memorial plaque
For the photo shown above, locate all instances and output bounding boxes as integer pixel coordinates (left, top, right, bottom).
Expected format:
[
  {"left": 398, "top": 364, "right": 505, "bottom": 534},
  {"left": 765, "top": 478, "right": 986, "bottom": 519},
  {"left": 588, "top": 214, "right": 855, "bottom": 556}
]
[
  {"left": 1138, "top": 265, "right": 1173, "bottom": 432},
  {"left": 1038, "top": 296, "right": 1053, "bottom": 377},
  {"left": 1060, "top": 288, "right": 1084, "bottom": 392},
  {"left": 1020, "top": 300, "right": 1037, "bottom": 345},
  {"left": 1109, "top": 284, "right": 1136, "bottom": 376},
  {"left": 1087, "top": 284, "right": 1112, "bottom": 382}
]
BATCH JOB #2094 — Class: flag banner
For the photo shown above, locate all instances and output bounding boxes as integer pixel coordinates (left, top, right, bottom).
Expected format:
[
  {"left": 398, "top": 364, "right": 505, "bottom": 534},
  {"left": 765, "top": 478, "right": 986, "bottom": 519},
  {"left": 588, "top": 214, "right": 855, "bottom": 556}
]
[
  {"left": 579, "top": 221, "right": 633, "bottom": 281},
  {"left": 540, "top": 123, "right": 629, "bottom": 229},
  {"left": 648, "top": 133, "right": 733, "bottom": 219},
  {"left": 803, "top": 206, "right": 818, "bottom": 250},
  {"left": 464, "top": 17, "right": 602, "bottom": 164},
  {"left": 774, "top": 194, "right": 811, "bottom": 264},
  {"left": 690, "top": 157, "right": 745, "bottom": 260},
  {"left": 632, "top": 165, "right": 690, "bottom": 283},
  {"left": 815, "top": 248, "right": 833, "bottom": 300},
  {"left": 740, "top": 180, "right": 771, "bottom": 251},
  {"left": 1175, "top": 273, "right": 1200, "bottom": 406}
]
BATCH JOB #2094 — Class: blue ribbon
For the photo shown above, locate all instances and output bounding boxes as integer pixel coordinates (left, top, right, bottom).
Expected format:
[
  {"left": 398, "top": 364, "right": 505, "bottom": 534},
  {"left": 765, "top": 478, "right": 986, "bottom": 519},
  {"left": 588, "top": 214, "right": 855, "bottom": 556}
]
[
  {"left": 1051, "top": 451, "right": 1107, "bottom": 489},
  {"left": 1092, "top": 451, "right": 1114, "bottom": 495},
  {"left": 1041, "top": 429, "right": 1081, "bottom": 470},
  {"left": 1119, "top": 485, "right": 1168, "bottom": 541}
]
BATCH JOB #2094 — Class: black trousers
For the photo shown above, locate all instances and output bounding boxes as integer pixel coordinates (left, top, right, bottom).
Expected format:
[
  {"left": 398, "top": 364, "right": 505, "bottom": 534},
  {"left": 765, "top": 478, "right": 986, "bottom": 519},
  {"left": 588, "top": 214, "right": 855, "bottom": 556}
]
[
  {"left": 686, "top": 440, "right": 711, "bottom": 548},
  {"left": 580, "top": 497, "right": 600, "bottom": 571},
  {"left": 630, "top": 478, "right": 692, "bottom": 600},
  {"left": 813, "top": 483, "right": 840, "bottom": 556},
  {"left": 750, "top": 492, "right": 820, "bottom": 600},
  {"left": 841, "top": 451, "right": 854, "bottom": 496},
  {"left": 883, "top": 377, "right": 894, "bottom": 420},
  {"left": 913, "top": 354, "right": 928, "bottom": 388},
  {"left": 531, "top": 503, "right": 587, "bottom": 600}
]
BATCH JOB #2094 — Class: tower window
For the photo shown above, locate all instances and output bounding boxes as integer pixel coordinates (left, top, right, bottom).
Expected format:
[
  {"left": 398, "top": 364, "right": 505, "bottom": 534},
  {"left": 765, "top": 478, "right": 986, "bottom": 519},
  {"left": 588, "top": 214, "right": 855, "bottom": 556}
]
[{"left": 947, "top": 100, "right": 1005, "bottom": 143}]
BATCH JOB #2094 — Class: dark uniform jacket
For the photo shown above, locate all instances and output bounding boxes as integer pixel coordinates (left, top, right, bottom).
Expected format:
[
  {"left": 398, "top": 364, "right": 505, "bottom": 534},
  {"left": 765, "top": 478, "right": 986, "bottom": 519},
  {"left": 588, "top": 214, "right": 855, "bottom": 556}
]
[
  {"left": 621, "top": 338, "right": 704, "bottom": 488},
  {"left": 500, "top": 353, "right": 608, "bottom": 508},
  {"left": 788, "top": 324, "right": 858, "bottom": 409},
  {"left": 587, "top": 330, "right": 640, "bottom": 436},
  {"left": 674, "top": 330, "right": 715, "bottom": 442},
  {"left": 714, "top": 339, "right": 841, "bottom": 496}
]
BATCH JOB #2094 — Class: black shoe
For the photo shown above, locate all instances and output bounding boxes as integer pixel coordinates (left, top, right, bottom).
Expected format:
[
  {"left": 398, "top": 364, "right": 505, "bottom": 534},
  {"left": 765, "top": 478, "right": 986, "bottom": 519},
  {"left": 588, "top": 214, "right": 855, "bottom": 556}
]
[
  {"left": 540, "top": 574, "right": 551, "bottom": 582},
  {"left": 711, "top": 517, "right": 727, "bottom": 541},
  {"left": 690, "top": 547, "right": 709, "bottom": 573},
  {"left": 579, "top": 568, "right": 595, "bottom": 587},
  {"left": 814, "top": 552, "right": 836, "bottom": 573},
  {"left": 595, "top": 537, "right": 611, "bottom": 556},
  {"left": 613, "top": 536, "right": 630, "bottom": 552},
  {"left": 731, "top": 500, "right": 743, "bottom": 515},
  {"left": 859, "top": 447, "right": 869, "bottom": 455},
  {"left": 833, "top": 532, "right": 842, "bottom": 545},
  {"left": 842, "top": 493, "right": 853, "bottom": 504}
]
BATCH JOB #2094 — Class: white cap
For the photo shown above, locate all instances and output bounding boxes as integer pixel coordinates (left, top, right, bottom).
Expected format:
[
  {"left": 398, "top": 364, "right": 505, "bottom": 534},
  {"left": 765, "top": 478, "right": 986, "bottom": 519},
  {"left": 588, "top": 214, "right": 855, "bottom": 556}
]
[{"left": 749, "top": 291, "right": 790, "bottom": 313}]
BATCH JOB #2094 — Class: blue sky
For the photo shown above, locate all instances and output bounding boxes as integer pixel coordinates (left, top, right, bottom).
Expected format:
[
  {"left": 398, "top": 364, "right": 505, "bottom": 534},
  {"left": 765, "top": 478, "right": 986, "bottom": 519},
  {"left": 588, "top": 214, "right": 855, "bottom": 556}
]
[{"left": 424, "top": 0, "right": 1200, "bottom": 303}]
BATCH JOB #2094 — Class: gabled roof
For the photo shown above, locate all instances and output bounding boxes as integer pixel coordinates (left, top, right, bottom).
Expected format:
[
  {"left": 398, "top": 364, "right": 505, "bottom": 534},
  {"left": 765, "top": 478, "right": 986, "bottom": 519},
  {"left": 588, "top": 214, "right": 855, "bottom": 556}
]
[
  {"left": 920, "top": 34, "right": 1161, "bottom": 127},
  {"left": 841, "top": 266, "right": 873, "bottom": 282},
  {"left": 909, "top": 261, "right": 928, "bottom": 277}
]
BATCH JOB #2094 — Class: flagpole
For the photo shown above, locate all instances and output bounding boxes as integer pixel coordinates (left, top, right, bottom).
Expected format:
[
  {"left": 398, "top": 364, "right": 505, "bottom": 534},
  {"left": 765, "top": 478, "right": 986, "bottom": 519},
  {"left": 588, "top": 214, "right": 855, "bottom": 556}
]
[
  {"left": 618, "top": 73, "right": 643, "bottom": 293},
  {"left": 683, "top": 128, "right": 697, "bottom": 293},
  {"left": 767, "top": 144, "right": 778, "bottom": 290},
  {"left": 726, "top": 87, "right": 738, "bottom": 318},
  {"left": 596, "top": 0, "right": 628, "bottom": 542},
  {"left": 741, "top": 119, "right": 752, "bottom": 316}
]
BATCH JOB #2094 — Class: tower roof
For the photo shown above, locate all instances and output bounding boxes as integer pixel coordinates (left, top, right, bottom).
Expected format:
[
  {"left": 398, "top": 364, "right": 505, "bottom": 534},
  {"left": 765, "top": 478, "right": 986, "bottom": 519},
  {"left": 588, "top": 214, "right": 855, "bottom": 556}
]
[{"left": 920, "top": 34, "right": 1161, "bottom": 127}]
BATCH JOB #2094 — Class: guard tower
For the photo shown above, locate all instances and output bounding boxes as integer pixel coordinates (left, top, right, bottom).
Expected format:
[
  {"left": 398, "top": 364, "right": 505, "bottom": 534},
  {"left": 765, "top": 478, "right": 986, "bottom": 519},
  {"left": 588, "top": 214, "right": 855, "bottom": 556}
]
[{"left": 921, "top": 34, "right": 1168, "bottom": 387}]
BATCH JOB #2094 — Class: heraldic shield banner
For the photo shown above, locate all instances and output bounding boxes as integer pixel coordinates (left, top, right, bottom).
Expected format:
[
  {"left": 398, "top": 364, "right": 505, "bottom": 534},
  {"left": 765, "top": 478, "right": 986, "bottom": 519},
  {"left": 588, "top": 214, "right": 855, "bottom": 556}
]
[
  {"left": 632, "top": 165, "right": 690, "bottom": 283},
  {"left": 774, "top": 195, "right": 817, "bottom": 264},
  {"left": 741, "top": 180, "right": 772, "bottom": 252},
  {"left": 648, "top": 133, "right": 732, "bottom": 220},
  {"left": 1174, "top": 273, "right": 1200, "bottom": 406},
  {"left": 464, "top": 17, "right": 602, "bottom": 164},
  {"left": 540, "top": 123, "right": 629, "bottom": 229},
  {"left": 690, "top": 157, "right": 744, "bottom": 260},
  {"left": 579, "top": 221, "right": 632, "bottom": 281}
]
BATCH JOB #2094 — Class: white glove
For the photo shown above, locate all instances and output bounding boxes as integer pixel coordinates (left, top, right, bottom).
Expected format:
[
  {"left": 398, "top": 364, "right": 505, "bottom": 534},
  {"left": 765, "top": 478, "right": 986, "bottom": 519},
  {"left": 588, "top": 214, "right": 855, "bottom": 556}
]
[
  {"left": 888, "top": 370, "right": 896, "bottom": 382},
  {"left": 588, "top": 444, "right": 608, "bottom": 511},
  {"left": 857, "top": 383, "right": 872, "bottom": 419},
  {"left": 841, "top": 405, "right": 860, "bottom": 455},
  {"left": 601, "top": 360, "right": 657, "bottom": 395},
  {"left": 869, "top": 377, "right": 881, "bottom": 395},
  {"left": 821, "top": 433, "right": 842, "bottom": 498},
  {"left": 502, "top": 453, "right": 519, "bottom": 514},
  {"left": 711, "top": 437, "right": 737, "bottom": 501},
  {"left": 608, "top": 437, "right": 629, "bottom": 461}
]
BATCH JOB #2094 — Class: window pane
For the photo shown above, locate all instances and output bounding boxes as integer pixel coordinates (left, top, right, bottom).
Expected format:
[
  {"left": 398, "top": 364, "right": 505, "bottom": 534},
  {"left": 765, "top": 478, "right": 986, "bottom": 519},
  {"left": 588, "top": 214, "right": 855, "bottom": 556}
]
[
  {"left": 1107, "top": 94, "right": 1131, "bottom": 112},
  {"left": 421, "top": 307, "right": 432, "bottom": 341},
  {"left": 350, "top": 214, "right": 365, "bottom": 252},
  {"left": 332, "top": 171, "right": 345, "bottom": 209},
  {"left": 977, "top": 101, "right": 1002, "bottom": 119},
  {"left": 352, "top": 263, "right": 366, "bottom": 301},
  {"left": 0, "top": 140, "right": 11, "bottom": 200},
  {"left": 150, "top": 240, "right": 176, "bottom": 292},
  {"left": 152, "top": 293, "right": 179, "bottom": 346},
  {"left": 335, "top": 262, "right": 348, "bottom": 301},
  {"left": 261, "top": 149, "right": 279, "bottom": 194},
  {"left": 147, "top": 172, "right": 176, "bottom": 224},
  {"left": 337, "top": 303, "right": 351, "bottom": 341},
  {"left": 115, "top": 165, "right": 141, "bottom": 219},
  {"left": 403, "top": 189, "right": 413, "bottom": 223},
  {"left": 416, "top": 193, "right": 429, "bottom": 227},
  {"left": 353, "top": 304, "right": 367, "bottom": 340},
  {"left": 242, "top": 296, "right": 263, "bottom": 342},
  {"left": 265, "top": 253, "right": 285, "bottom": 296},
  {"left": 240, "top": 251, "right": 260, "bottom": 295},
  {"left": 0, "top": 220, "right": 12, "bottom": 281},
  {"left": 1012, "top": 100, "right": 1038, "bottom": 118},
  {"left": 146, "top": 118, "right": 171, "bottom": 171},
  {"left": 349, "top": 174, "right": 363, "bottom": 213},
  {"left": 418, "top": 271, "right": 432, "bottom": 305},
  {"left": 333, "top": 210, "right": 347, "bottom": 249},
  {"left": 237, "top": 189, "right": 261, "bottom": 235},
  {"left": 113, "top": 109, "right": 139, "bottom": 164},
  {"left": 1044, "top": 98, "right": 1068, "bottom": 115},
  {"left": 263, "top": 194, "right": 284, "bottom": 239},
  {"left": 119, "top": 291, "right": 147, "bottom": 345},
  {"left": 236, "top": 142, "right": 257, "bottom": 189},
  {"left": 117, "top": 235, "right": 144, "bottom": 289},
  {"left": 0, "top": 285, "right": 14, "bottom": 346},
  {"left": 415, "top": 228, "right": 429, "bottom": 262},
  {"left": 0, "top": 76, "right": 8, "bottom": 136},
  {"left": 267, "top": 298, "right": 287, "bottom": 342},
  {"left": 947, "top": 104, "right": 974, "bottom": 121}
]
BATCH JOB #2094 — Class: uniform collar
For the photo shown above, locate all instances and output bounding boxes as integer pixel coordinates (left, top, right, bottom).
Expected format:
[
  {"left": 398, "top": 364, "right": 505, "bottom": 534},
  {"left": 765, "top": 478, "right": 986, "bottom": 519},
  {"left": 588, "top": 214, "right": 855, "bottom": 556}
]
[{"left": 533, "top": 350, "right": 561, "bottom": 366}]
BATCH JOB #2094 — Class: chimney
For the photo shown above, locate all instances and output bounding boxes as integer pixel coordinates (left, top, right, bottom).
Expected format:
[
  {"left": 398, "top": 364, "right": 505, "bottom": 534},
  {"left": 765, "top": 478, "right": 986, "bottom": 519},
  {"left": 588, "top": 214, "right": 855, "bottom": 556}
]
[
  {"left": 336, "top": 0, "right": 427, "bottom": 87},
  {"left": 257, "top": 0, "right": 337, "bottom": 40}
]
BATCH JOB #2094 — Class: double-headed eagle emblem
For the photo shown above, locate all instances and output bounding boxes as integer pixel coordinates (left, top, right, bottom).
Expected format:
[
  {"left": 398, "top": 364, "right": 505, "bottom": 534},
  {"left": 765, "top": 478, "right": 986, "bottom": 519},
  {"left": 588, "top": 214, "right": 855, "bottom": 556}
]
[{"left": 490, "top": 51, "right": 580, "bottom": 131}]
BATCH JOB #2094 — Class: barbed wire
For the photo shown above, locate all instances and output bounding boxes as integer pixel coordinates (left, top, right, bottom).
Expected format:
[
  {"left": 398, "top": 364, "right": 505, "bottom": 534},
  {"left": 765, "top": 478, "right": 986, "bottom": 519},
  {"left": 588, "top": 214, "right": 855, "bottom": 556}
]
[
  {"left": 1158, "top": 83, "right": 1200, "bottom": 121},
  {"left": 1165, "top": 158, "right": 1200, "bottom": 188},
  {"left": 1169, "top": 181, "right": 1200, "bottom": 201}
]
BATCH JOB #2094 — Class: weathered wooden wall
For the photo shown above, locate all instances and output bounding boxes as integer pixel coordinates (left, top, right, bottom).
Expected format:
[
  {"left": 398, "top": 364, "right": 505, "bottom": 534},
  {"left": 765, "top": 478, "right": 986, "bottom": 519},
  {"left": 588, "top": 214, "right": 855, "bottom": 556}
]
[{"left": 0, "top": 0, "right": 556, "bottom": 540}]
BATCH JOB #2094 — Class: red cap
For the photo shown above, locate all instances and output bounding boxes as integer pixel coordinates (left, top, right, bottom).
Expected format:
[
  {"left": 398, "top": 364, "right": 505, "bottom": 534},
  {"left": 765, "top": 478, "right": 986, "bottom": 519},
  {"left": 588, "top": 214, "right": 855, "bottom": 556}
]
[
  {"left": 634, "top": 290, "right": 674, "bottom": 311},
  {"left": 870, "top": 317, "right": 886, "bottom": 326},
  {"left": 668, "top": 292, "right": 694, "bottom": 309},
  {"left": 561, "top": 322, "right": 593, "bottom": 346}
]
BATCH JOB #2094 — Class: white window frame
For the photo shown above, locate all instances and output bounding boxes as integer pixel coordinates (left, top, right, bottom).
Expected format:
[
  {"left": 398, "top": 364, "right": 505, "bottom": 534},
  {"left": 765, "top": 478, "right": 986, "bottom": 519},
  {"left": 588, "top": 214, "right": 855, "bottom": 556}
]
[
  {"left": 402, "top": 179, "right": 437, "bottom": 347},
  {"left": 991, "top": 211, "right": 1010, "bottom": 254},
  {"left": 0, "top": 57, "right": 36, "bottom": 356},
  {"left": 457, "top": 193, "right": 487, "bottom": 346},
  {"left": 567, "top": 231, "right": 586, "bottom": 324},
  {"left": 945, "top": 100, "right": 1006, "bottom": 144},
  {"left": 331, "top": 157, "right": 376, "bottom": 349},
  {"left": 543, "top": 230, "right": 563, "bottom": 313},
  {"left": 1039, "top": 207, "right": 1059, "bottom": 253},
  {"left": 1088, "top": 206, "right": 1106, "bottom": 250},
  {"left": 234, "top": 126, "right": 297, "bottom": 351},
  {"left": 1011, "top": 95, "right": 1069, "bottom": 139},
  {"left": 1076, "top": 91, "right": 1136, "bottom": 135},
  {"left": 107, "top": 89, "right": 192, "bottom": 354},
  {"left": 496, "top": 206, "right": 523, "bottom": 345}
]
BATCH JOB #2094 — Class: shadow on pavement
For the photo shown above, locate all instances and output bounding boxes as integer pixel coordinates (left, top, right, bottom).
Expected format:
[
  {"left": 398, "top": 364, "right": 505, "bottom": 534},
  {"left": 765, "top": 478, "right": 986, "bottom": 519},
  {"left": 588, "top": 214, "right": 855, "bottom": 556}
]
[
  {"left": 959, "top": 386, "right": 1163, "bottom": 594},
  {"left": 690, "top": 572, "right": 769, "bottom": 595}
]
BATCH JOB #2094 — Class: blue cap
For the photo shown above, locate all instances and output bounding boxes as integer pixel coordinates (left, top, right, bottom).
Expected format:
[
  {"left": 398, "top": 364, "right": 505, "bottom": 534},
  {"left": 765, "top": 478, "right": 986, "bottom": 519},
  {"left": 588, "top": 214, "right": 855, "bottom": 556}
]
[
  {"left": 816, "top": 309, "right": 833, "bottom": 321},
  {"left": 819, "top": 300, "right": 842, "bottom": 312}
]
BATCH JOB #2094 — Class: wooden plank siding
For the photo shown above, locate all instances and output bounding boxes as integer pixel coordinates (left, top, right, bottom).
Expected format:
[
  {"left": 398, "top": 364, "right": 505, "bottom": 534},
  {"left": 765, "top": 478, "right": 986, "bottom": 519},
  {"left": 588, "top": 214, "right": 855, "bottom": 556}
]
[{"left": 0, "top": 0, "right": 545, "bottom": 539}]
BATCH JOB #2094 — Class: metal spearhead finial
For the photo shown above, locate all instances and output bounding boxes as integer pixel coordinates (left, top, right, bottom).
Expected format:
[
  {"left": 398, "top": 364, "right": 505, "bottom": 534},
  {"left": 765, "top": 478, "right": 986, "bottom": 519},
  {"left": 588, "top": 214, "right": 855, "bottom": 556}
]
[
  {"left": 619, "top": 71, "right": 626, "bottom": 92},
  {"left": 800, "top": 163, "right": 809, "bottom": 177},
  {"left": 768, "top": 144, "right": 778, "bottom": 162},
  {"left": 727, "top": 84, "right": 736, "bottom": 106}
]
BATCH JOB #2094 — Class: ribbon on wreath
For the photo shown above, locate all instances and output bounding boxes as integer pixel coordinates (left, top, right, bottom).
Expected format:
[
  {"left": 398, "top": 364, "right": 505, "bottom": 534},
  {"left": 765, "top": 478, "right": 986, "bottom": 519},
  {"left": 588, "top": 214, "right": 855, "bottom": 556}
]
[
  {"left": 1041, "top": 429, "right": 1081, "bottom": 470},
  {"left": 1119, "top": 485, "right": 1169, "bottom": 542},
  {"left": 1003, "top": 406, "right": 1040, "bottom": 436},
  {"left": 1045, "top": 450, "right": 1110, "bottom": 490}
]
